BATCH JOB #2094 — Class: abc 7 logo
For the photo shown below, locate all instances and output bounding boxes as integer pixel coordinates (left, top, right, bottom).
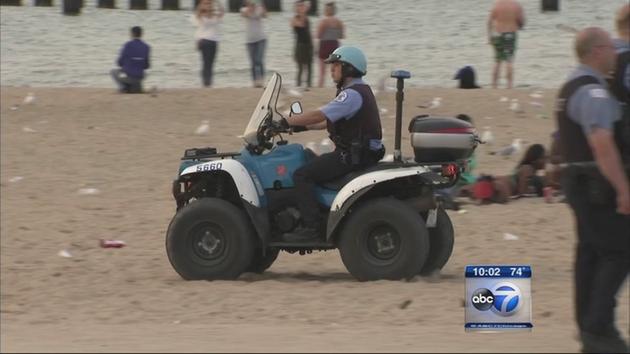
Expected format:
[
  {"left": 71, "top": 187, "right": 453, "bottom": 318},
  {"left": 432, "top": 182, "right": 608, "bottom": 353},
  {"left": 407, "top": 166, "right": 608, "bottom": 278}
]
[{"left": 471, "top": 282, "right": 522, "bottom": 317}]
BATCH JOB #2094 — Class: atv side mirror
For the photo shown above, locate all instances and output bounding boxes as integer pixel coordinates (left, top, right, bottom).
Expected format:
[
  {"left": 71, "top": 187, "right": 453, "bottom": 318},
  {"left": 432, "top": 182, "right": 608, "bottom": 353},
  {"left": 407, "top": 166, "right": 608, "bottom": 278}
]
[{"left": 290, "top": 101, "right": 303, "bottom": 116}]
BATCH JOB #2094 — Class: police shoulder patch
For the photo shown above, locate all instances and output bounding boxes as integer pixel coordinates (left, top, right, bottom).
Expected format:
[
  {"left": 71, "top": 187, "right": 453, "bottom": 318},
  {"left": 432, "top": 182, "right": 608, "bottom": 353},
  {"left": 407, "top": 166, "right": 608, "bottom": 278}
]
[
  {"left": 334, "top": 91, "right": 348, "bottom": 103},
  {"left": 589, "top": 88, "right": 608, "bottom": 99}
]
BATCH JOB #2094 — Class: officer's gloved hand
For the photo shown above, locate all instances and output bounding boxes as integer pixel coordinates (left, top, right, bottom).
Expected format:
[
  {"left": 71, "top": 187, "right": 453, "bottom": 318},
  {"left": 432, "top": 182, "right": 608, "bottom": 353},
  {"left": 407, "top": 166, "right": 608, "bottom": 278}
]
[
  {"left": 292, "top": 125, "right": 308, "bottom": 133},
  {"left": 271, "top": 118, "right": 289, "bottom": 132},
  {"left": 279, "top": 118, "right": 290, "bottom": 131}
]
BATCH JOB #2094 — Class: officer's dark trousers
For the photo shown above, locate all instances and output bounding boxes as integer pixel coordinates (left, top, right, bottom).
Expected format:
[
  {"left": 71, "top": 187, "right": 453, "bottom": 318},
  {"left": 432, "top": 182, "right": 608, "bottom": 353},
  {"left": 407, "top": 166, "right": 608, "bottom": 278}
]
[
  {"left": 293, "top": 150, "right": 356, "bottom": 229},
  {"left": 563, "top": 173, "right": 630, "bottom": 353}
]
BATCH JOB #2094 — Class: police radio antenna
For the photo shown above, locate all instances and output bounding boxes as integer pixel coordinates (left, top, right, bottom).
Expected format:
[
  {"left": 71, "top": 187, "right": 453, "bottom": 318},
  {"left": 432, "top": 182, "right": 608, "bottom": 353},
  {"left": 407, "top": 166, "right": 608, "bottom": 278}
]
[{"left": 390, "top": 70, "right": 411, "bottom": 162}]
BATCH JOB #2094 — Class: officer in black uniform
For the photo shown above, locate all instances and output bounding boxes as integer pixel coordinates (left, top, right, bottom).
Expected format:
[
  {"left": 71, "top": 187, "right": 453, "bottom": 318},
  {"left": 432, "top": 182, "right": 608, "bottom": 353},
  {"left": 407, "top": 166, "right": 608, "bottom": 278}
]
[
  {"left": 556, "top": 27, "right": 630, "bottom": 353},
  {"left": 281, "top": 45, "right": 385, "bottom": 242}
]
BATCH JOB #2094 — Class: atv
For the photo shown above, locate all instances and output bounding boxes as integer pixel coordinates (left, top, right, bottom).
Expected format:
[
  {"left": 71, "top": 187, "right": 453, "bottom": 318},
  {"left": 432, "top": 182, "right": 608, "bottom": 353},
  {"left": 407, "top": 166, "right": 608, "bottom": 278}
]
[{"left": 166, "top": 71, "right": 478, "bottom": 281}]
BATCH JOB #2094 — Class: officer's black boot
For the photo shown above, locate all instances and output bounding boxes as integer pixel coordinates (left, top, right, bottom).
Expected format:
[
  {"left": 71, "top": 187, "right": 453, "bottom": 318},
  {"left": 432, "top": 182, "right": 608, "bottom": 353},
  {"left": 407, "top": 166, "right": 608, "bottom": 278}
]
[
  {"left": 282, "top": 225, "right": 320, "bottom": 243},
  {"left": 580, "top": 330, "right": 629, "bottom": 353}
]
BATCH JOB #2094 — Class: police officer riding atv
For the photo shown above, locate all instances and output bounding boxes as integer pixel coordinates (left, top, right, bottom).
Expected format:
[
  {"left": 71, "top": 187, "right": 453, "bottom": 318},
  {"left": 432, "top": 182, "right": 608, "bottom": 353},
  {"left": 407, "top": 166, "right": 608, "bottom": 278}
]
[{"left": 166, "top": 47, "right": 478, "bottom": 281}]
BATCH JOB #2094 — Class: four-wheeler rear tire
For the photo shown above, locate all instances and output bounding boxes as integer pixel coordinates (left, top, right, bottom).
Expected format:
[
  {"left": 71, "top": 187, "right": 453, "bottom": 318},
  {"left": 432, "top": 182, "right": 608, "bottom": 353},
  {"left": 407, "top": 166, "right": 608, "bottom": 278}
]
[
  {"left": 246, "top": 248, "right": 280, "bottom": 274},
  {"left": 166, "top": 198, "right": 255, "bottom": 280},
  {"left": 338, "top": 198, "right": 430, "bottom": 281},
  {"left": 420, "top": 207, "right": 455, "bottom": 275}
]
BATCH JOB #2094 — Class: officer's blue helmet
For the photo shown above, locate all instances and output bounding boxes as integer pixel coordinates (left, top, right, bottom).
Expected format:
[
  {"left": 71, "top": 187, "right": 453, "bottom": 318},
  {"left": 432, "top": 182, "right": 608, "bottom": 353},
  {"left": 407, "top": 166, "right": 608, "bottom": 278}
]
[{"left": 324, "top": 46, "right": 367, "bottom": 75}]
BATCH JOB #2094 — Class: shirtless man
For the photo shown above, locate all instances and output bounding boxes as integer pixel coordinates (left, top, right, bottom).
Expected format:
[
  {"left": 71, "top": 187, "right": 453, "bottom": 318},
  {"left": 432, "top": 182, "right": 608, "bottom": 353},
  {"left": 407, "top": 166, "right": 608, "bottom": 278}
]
[{"left": 487, "top": 0, "right": 525, "bottom": 89}]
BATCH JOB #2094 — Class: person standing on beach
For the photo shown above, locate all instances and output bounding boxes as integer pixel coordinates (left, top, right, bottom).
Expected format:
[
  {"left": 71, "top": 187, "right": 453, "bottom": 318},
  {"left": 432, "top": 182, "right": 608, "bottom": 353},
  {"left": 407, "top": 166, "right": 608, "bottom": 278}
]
[
  {"left": 191, "top": 0, "right": 224, "bottom": 87},
  {"left": 111, "top": 26, "right": 150, "bottom": 93},
  {"left": 241, "top": 0, "right": 268, "bottom": 88},
  {"left": 556, "top": 27, "right": 629, "bottom": 353},
  {"left": 487, "top": 0, "right": 525, "bottom": 89},
  {"left": 291, "top": 0, "right": 314, "bottom": 88},
  {"left": 316, "top": 2, "right": 344, "bottom": 87}
]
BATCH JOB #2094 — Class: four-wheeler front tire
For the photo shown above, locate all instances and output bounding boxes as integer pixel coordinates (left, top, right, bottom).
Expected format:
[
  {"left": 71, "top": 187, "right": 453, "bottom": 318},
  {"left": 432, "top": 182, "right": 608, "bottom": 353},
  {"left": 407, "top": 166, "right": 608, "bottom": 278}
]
[
  {"left": 166, "top": 198, "right": 255, "bottom": 280},
  {"left": 420, "top": 207, "right": 455, "bottom": 275},
  {"left": 338, "top": 198, "right": 430, "bottom": 281},
  {"left": 246, "top": 248, "right": 280, "bottom": 274}
]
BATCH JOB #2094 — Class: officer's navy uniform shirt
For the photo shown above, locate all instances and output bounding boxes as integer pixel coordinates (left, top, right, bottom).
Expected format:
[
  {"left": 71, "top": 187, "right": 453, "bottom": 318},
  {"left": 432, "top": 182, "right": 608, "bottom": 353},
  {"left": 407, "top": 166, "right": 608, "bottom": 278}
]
[
  {"left": 566, "top": 64, "right": 621, "bottom": 135},
  {"left": 319, "top": 78, "right": 383, "bottom": 150}
]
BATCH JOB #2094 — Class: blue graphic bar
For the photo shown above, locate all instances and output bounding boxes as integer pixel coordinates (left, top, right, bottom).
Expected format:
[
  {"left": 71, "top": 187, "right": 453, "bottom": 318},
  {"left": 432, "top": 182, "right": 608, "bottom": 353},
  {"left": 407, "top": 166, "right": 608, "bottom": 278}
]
[
  {"left": 465, "top": 323, "right": 533, "bottom": 329},
  {"left": 465, "top": 265, "right": 532, "bottom": 278}
]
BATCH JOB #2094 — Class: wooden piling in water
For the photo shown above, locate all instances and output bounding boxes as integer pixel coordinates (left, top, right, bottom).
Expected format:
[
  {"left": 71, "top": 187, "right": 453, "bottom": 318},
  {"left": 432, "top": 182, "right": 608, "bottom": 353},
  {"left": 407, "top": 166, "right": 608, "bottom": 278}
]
[
  {"left": 264, "top": 0, "right": 280, "bottom": 12},
  {"left": 34, "top": 0, "right": 52, "bottom": 6},
  {"left": 227, "top": 0, "right": 241, "bottom": 12},
  {"left": 98, "top": 0, "right": 115, "bottom": 8},
  {"left": 229, "top": 0, "right": 283, "bottom": 13},
  {"left": 306, "top": 0, "right": 317, "bottom": 16},
  {"left": 541, "top": 0, "right": 559, "bottom": 12},
  {"left": 162, "top": 0, "right": 178, "bottom": 10},
  {"left": 0, "top": 0, "right": 22, "bottom": 5},
  {"left": 130, "top": 0, "right": 146, "bottom": 9},
  {"left": 62, "top": 0, "right": 80, "bottom": 14}
]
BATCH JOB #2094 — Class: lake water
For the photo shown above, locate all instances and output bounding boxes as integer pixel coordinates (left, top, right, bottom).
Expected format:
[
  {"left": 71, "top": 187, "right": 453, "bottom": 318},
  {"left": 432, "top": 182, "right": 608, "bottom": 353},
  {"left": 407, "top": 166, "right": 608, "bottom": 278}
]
[{"left": 0, "top": 0, "right": 626, "bottom": 89}]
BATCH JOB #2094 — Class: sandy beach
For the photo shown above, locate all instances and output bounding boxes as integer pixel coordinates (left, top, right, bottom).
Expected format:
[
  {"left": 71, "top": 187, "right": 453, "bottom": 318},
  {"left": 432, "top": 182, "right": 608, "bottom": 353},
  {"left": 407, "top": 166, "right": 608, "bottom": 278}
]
[{"left": 1, "top": 84, "right": 628, "bottom": 353}]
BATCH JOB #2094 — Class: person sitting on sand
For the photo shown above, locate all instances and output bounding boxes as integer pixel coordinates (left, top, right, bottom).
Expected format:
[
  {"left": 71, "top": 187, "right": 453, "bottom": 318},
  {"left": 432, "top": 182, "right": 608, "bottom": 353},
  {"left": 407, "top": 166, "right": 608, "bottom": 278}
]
[
  {"left": 546, "top": 131, "right": 563, "bottom": 192},
  {"left": 436, "top": 114, "right": 478, "bottom": 210},
  {"left": 111, "top": 26, "right": 151, "bottom": 93},
  {"left": 453, "top": 66, "right": 481, "bottom": 89},
  {"left": 465, "top": 143, "right": 547, "bottom": 203}
]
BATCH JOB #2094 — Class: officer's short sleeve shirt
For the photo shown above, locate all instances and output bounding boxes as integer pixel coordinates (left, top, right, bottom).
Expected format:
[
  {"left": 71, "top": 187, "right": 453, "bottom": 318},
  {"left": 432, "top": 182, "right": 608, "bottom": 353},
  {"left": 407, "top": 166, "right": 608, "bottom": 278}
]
[
  {"left": 320, "top": 78, "right": 365, "bottom": 123},
  {"left": 567, "top": 65, "right": 621, "bottom": 136}
]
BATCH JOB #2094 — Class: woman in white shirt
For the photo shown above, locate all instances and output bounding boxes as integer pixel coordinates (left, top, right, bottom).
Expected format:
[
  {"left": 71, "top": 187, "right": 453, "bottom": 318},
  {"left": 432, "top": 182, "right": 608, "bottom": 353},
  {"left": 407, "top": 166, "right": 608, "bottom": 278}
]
[
  {"left": 240, "top": 0, "right": 268, "bottom": 88},
  {"left": 191, "top": 0, "right": 224, "bottom": 87}
]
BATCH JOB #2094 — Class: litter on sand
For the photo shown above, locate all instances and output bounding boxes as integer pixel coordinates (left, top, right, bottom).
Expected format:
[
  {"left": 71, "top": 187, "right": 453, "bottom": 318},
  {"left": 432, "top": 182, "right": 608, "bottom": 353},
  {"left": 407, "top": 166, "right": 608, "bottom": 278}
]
[
  {"left": 78, "top": 188, "right": 100, "bottom": 195},
  {"left": 503, "top": 233, "right": 519, "bottom": 241},
  {"left": 9, "top": 176, "right": 24, "bottom": 183},
  {"left": 286, "top": 88, "right": 303, "bottom": 98},
  {"left": 194, "top": 120, "right": 210, "bottom": 135},
  {"left": 100, "top": 239, "right": 126, "bottom": 248},
  {"left": 23, "top": 93, "right": 35, "bottom": 104},
  {"left": 58, "top": 249, "right": 73, "bottom": 258}
]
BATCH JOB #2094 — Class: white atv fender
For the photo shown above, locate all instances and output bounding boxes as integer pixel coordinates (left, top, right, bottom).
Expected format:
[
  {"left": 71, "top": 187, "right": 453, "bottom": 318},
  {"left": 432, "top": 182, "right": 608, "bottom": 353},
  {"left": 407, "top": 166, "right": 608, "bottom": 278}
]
[
  {"left": 180, "top": 159, "right": 263, "bottom": 207},
  {"left": 326, "top": 165, "right": 438, "bottom": 239}
]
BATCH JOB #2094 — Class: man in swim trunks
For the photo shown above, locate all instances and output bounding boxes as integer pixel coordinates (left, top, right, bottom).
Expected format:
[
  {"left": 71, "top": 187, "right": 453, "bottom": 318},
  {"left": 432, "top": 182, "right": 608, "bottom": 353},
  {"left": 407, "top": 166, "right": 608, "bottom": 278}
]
[{"left": 487, "top": 0, "right": 525, "bottom": 89}]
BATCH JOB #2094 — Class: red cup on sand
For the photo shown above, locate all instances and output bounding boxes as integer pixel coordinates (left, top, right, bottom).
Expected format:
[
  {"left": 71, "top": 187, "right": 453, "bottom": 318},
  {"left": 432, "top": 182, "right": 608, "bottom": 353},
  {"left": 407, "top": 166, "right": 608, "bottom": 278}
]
[{"left": 100, "top": 239, "right": 126, "bottom": 248}]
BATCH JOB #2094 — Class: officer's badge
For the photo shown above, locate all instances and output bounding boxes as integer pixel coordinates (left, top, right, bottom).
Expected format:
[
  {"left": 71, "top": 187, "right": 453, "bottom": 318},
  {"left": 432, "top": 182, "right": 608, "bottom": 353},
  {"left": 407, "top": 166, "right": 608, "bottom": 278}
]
[{"left": 335, "top": 91, "right": 348, "bottom": 103}]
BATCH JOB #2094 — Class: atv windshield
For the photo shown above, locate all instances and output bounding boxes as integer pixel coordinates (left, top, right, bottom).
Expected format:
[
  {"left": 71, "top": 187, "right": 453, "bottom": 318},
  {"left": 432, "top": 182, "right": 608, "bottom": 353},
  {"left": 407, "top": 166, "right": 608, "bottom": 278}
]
[{"left": 242, "top": 73, "right": 282, "bottom": 147}]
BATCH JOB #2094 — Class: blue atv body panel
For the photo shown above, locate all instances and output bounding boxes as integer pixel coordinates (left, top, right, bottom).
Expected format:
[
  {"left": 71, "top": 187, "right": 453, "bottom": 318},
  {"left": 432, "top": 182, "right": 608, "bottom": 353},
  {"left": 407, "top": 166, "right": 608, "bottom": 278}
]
[
  {"left": 236, "top": 144, "right": 305, "bottom": 189},
  {"left": 178, "top": 143, "right": 340, "bottom": 208}
]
